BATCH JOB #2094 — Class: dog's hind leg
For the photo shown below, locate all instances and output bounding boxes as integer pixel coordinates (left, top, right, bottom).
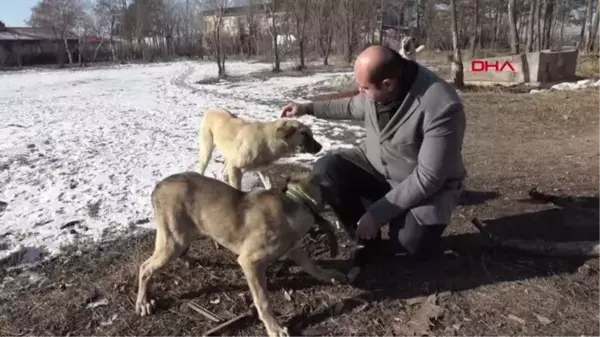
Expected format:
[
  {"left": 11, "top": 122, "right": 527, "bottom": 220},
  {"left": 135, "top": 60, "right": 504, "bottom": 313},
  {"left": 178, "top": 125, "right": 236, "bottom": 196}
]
[
  {"left": 179, "top": 246, "right": 201, "bottom": 269},
  {"left": 285, "top": 247, "right": 346, "bottom": 284},
  {"left": 136, "top": 214, "right": 188, "bottom": 316},
  {"left": 226, "top": 164, "right": 243, "bottom": 190},
  {"left": 257, "top": 171, "right": 272, "bottom": 189},
  {"left": 238, "top": 255, "right": 289, "bottom": 337},
  {"left": 196, "top": 122, "right": 215, "bottom": 174}
]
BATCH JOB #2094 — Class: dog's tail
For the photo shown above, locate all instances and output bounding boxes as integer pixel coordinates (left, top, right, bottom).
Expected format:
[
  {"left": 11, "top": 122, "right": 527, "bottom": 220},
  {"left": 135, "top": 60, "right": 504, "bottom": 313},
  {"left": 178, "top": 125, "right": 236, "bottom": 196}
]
[{"left": 196, "top": 117, "right": 215, "bottom": 175}]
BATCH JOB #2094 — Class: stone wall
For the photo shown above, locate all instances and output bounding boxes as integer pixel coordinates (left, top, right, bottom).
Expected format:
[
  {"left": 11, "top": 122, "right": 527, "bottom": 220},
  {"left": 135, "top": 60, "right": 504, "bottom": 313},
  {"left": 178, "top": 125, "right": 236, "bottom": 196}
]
[{"left": 462, "top": 49, "right": 579, "bottom": 85}]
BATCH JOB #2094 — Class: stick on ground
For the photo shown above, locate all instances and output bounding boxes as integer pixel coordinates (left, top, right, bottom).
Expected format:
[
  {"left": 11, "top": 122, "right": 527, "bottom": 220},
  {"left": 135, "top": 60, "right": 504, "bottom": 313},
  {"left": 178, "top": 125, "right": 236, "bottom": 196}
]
[
  {"left": 470, "top": 217, "right": 600, "bottom": 257},
  {"left": 201, "top": 308, "right": 256, "bottom": 336},
  {"left": 187, "top": 302, "right": 223, "bottom": 323}
]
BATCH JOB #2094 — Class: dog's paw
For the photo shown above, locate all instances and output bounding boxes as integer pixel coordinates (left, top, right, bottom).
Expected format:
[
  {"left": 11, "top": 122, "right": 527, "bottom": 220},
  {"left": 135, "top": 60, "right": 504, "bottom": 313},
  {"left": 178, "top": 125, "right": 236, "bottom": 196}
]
[
  {"left": 268, "top": 326, "right": 290, "bottom": 337},
  {"left": 135, "top": 298, "right": 156, "bottom": 317},
  {"left": 323, "top": 269, "right": 347, "bottom": 285},
  {"left": 346, "top": 266, "right": 361, "bottom": 284}
]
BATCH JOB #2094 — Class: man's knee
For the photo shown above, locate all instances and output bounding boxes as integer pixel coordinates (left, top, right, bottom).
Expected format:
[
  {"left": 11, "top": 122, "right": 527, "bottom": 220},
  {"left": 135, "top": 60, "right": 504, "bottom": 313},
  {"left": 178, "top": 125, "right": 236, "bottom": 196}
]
[
  {"left": 312, "top": 153, "right": 347, "bottom": 183},
  {"left": 393, "top": 213, "right": 446, "bottom": 258}
]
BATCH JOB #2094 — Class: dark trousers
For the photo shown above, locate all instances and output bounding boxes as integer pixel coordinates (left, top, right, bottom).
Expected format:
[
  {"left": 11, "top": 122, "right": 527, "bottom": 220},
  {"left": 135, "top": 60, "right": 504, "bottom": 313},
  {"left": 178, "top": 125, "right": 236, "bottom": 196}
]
[{"left": 313, "top": 152, "right": 446, "bottom": 262}]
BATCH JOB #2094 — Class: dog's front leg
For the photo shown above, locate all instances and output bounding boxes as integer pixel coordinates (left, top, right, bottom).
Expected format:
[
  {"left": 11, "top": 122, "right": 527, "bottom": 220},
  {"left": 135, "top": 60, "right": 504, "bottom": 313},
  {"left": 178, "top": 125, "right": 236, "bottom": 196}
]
[
  {"left": 238, "top": 255, "right": 289, "bottom": 337},
  {"left": 257, "top": 171, "right": 272, "bottom": 189},
  {"left": 285, "top": 247, "right": 346, "bottom": 284}
]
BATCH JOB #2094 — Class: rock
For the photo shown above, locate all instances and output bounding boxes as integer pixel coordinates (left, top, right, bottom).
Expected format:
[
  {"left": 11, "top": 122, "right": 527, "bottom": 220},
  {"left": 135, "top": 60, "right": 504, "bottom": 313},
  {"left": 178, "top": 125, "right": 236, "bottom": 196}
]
[{"left": 534, "top": 313, "right": 552, "bottom": 326}]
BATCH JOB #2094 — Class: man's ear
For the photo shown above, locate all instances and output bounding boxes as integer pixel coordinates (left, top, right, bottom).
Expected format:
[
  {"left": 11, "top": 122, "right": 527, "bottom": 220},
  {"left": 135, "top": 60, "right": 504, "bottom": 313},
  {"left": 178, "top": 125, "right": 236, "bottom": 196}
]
[
  {"left": 277, "top": 124, "right": 297, "bottom": 138},
  {"left": 382, "top": 78, "right": 395, "bottom": 91}
]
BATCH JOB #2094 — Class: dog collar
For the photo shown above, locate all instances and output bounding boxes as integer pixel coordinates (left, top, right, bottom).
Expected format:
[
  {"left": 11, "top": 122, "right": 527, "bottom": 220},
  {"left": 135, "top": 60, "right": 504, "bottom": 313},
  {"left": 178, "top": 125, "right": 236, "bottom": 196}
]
[{"left": 284, "top": 187, "right": 320, "bottom": 216}]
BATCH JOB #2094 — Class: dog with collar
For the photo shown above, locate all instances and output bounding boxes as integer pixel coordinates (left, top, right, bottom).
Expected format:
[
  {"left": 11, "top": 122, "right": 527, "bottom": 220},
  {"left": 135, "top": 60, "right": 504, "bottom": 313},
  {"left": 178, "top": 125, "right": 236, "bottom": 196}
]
[
  {"left": 399, "top": 36, "right": 425, "bottom": 61},
  {"left": 135, "top": 171, "right": 344, "bottom": 337}
]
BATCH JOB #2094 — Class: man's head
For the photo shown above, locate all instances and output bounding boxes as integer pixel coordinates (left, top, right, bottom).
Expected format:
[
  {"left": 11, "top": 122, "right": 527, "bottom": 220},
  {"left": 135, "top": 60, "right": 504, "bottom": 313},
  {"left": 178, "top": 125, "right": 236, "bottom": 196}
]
[{"left": 353, "top": 45, "right": 408, "bottom": 103}]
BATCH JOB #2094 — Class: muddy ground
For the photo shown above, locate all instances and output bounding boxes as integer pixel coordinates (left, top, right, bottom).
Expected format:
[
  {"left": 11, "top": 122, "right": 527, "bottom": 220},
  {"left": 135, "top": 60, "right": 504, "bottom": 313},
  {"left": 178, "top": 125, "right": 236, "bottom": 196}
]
[{"left": 0, "top": 56, "right": 598, "bottom": 336}]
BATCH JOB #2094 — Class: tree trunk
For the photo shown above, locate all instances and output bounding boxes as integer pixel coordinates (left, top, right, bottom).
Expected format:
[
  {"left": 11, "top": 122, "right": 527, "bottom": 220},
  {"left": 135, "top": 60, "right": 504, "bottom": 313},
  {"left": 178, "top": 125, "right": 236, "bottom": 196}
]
[
  {"left": 542, "top": 0, "right": 554, "bottom": 50},
  {"left": 559, "top": 4, "right": 566, "bottom": 47},
  {"left": 379, "top": 0, "right": 385, "bottom": 44},
  {"left": 469, "top": 0, "right": 480, "bottom": 58},
  {"left": 271, "top": 9, "right": 280, "bottom": 72},
  {"left": 588, "top": 3, "right": 600, "bottom": 51},
  {"left": 508, "top": 0, "right": 519, "bottom": 54},
  {"left": 526, "top": 0, "right": 536, "bottom": 52},
  {"left": 492, "top": 2, "right": 503, "bottom": 50},
  {"left": 536, "top": 0, "right": 542, "bottom": 50},
  {"left": 579, "top": 0, "right": 590, "bottom": 49},
  {"left": 449, "top": 0, "right": 463, "bottom": 88},
  {"left": 585, "top": 0, "right": 594, "bottom": 51},
  {"left": 64, "top": 37, "right": 73, "bottom": 64}
]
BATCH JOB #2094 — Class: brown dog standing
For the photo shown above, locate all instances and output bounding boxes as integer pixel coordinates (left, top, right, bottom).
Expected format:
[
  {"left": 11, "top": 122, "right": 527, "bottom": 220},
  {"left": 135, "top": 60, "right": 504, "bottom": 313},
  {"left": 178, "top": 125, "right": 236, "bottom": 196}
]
[
  {"left": 135, "top": 171, "right": 344, "bottom": 337},
  {"left": 196, "top": 107, "right": 322, "bottom": 190}
]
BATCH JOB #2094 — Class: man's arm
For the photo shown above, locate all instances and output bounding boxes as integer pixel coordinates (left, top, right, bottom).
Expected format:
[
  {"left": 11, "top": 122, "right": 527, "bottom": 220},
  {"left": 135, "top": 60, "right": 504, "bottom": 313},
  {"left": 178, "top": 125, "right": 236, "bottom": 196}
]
[
  {"left": 304, "top": 91, "right": 367, "bottom": 121},
  {"left": 365, "top": 102, "right": 466, "bottom": 226}
]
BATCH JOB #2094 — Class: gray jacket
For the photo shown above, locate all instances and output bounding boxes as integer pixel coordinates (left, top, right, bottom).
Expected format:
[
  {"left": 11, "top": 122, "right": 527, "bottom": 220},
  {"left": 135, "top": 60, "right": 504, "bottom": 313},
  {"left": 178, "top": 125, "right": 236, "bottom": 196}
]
[{"left": 310, "top": 65, "right": 466, "bottom": 226}]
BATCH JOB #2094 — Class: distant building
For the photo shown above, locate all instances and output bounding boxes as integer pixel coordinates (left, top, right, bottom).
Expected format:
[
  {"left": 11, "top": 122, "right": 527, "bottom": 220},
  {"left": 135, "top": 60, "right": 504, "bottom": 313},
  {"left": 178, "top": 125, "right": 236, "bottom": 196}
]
[{"left": 0, "top": 26, "right": 79, "bottom": 67}]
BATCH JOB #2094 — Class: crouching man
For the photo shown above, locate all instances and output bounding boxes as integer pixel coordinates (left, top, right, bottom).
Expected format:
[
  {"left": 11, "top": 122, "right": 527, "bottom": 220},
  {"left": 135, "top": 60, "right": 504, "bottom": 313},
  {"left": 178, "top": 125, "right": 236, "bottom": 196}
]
[{"left": 279, "top": 45, "right": 467, "bottom": 276}]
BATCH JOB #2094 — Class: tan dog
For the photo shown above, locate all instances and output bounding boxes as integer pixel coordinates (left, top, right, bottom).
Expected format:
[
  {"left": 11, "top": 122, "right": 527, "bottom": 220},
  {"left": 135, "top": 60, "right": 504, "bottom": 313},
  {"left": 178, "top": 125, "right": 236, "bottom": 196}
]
[
  {"left": 399, "top": 36, "right": 425, "bottom": 61},
  {"left": 135, "top": 171, "right": 344, "bottom": 337},
  {"left": 196, "top": 107, "right": 323, "bottom": 190}
]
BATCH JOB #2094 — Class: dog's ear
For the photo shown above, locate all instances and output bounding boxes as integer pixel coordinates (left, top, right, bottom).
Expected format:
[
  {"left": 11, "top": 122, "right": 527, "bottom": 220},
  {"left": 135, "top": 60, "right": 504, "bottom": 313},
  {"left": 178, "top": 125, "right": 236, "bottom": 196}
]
[{"left": 277, "top": 124, "right": 297, "bottom": 139}]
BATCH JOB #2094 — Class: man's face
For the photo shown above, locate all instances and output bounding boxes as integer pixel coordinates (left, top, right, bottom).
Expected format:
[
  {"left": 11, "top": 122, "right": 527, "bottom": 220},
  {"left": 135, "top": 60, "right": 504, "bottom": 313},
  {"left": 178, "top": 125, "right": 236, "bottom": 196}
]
[{"left": 354, "top": 65, "right": 397, "bottom": 103}]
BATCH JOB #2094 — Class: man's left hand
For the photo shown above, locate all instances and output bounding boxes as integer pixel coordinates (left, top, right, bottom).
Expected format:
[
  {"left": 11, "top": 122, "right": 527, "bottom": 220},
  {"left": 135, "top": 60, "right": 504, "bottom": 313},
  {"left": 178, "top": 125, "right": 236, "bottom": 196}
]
[{"left": 356, "top": 212, "right": 381, "bottom": 240}]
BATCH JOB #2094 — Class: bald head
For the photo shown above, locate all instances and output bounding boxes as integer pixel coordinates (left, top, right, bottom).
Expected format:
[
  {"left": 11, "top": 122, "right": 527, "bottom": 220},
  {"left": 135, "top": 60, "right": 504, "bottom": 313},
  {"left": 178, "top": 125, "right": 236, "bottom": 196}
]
[{"left": 354, "top": 45, "right": 407, "bottom": 86}]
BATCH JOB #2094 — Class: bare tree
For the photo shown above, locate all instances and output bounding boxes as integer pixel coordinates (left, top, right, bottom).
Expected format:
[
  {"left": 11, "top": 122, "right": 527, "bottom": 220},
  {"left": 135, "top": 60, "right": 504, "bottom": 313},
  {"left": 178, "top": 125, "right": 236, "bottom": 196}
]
[
  {"left": 286, "top": 0, "right": 311, "bottom": 69},
  {"left": 340, "top": 0, "right": 360, "bottom": 64},
  {"left": 28, "top": 0, "right": 85, "bottom": 67},
  {"left": 160, "top": 1, "right": 181, "bottom": 58},
  {"left": 468, "top": 0, "right": 481, "bottom": 57},
  {"left": 263, "top": 0, "right": 281, "bottom": 72},
  {"left": 508, "top": 0, "right": 520, "bottom": 54},
  {"left": 312, "top": 0, "right": 336, "bottom": 65},
  {"left": 525, "top": 0, "right": 537, "bottom": 52},
  {"left": 587, "top": 2, "right": 600, "bottom": 51},
  {"left": 449, "top": 0, "right": 463, "bottom": 88},
  {"left": 541, "top": 0, "right": 555, "bottom": 49},
  {"left": 203, "top": 0, "right": 228, "bottom": 77},
  {"left": 94, "top": 0, "right": 123, "bottom": 61},
  {"left": 584, "top": 0, "right": 594, "bottom": 50}
]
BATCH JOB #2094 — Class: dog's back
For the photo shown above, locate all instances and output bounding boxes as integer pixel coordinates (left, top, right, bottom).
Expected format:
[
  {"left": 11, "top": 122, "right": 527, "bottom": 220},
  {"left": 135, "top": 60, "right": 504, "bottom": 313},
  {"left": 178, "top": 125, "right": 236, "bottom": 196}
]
[
  {"left": 152, "top": 172, "right": 246, "bottom": 246},
  {"left": 151, "top": 171, "right": 287, "bottom": 254}
]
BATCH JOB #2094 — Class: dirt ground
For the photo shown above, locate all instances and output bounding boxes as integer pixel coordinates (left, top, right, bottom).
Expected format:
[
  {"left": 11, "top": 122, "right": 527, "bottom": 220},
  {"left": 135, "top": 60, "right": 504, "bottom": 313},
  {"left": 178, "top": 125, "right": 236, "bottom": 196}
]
[{"left": 0, "top": 56, "right": 598, "bottom": 336}]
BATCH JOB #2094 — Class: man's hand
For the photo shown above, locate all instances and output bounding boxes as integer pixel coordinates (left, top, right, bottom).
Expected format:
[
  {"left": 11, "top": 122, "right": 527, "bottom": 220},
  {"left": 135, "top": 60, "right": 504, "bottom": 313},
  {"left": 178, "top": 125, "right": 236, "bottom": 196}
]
[
  {"left": 280, "top": 102, "right": 309, "bottom": 118},
  {"left": 356, "top": 212, "right": 382, "bottom": 240}
]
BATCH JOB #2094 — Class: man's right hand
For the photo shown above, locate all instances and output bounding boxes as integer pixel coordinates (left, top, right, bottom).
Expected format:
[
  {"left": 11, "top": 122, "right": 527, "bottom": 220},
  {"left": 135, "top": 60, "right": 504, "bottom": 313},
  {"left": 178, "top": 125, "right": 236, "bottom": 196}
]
[{"left": 280, "top": 102, "right": 309, "bottom": 118}]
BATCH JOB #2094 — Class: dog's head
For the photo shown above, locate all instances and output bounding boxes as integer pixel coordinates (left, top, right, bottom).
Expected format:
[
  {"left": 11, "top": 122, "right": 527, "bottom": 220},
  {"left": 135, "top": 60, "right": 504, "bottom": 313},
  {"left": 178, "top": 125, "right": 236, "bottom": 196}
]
[
  {"left": 283, "top": 171, "right": 339, "bottom": 257},
  {"left": 399, "top": 36, "right": 425, "bottom": 61},
  {"left": 276, "top": 120, "right": 322, "bottom": 154},
  {"left": 283, "top": 171, "right": 326, "bottom": 210}
]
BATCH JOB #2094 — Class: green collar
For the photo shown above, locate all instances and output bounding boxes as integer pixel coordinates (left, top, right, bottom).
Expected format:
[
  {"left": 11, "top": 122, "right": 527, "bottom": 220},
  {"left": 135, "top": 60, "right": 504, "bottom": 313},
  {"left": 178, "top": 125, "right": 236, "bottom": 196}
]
[{"left": 284, "top": 187, "right": 320, "bottom": 216}]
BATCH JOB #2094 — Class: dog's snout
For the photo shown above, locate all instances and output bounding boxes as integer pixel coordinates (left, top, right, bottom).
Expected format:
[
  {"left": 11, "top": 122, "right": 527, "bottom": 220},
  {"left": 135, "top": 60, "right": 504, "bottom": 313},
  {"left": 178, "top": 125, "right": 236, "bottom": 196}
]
[
  {"left": 303, "top": 135, "right": 322, "bottom": 154},
  {"left": 312, "top": 140, "right": 323, "bottom": 154}
]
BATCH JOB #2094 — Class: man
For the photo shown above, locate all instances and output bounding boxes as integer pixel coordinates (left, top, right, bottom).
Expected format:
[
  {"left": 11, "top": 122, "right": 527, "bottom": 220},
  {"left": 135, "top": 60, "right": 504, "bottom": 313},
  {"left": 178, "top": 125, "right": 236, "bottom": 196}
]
[{"left": 280, "top": 45, "right": 466, "bottom": 274}]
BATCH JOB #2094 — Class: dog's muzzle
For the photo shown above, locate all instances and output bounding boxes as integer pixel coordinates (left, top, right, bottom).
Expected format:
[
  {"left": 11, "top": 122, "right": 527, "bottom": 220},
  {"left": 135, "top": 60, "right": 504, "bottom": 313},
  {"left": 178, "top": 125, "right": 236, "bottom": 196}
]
[{"left": 303, "top": 136, "right": 323, "bottom": 154}]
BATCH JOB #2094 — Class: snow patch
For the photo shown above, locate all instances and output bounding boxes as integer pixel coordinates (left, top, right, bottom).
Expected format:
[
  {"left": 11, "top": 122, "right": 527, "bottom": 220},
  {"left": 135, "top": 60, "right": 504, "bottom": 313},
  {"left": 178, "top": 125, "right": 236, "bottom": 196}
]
[
  {"left": 530, "top": 78, "right": 600, "bottom": 93},
  {"left": 0, "top": 60, "right": 364, "bottom": 267}
]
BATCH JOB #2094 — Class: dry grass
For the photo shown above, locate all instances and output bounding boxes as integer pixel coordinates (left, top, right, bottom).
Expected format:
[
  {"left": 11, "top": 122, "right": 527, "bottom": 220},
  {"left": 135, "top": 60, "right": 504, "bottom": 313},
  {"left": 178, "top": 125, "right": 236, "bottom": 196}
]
[
  {"left": 576, "top": 54, "right": 600, "bottom": 78},
  {"left": 0, "top": 66, "right": 598, "bottom": 336}
]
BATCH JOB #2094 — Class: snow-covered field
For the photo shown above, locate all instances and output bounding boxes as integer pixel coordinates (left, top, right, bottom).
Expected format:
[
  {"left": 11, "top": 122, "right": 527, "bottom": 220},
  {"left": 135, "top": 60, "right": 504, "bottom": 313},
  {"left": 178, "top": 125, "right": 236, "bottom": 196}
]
[{"left": 0, "top": 60, "right": 361, "bottom": 267}]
